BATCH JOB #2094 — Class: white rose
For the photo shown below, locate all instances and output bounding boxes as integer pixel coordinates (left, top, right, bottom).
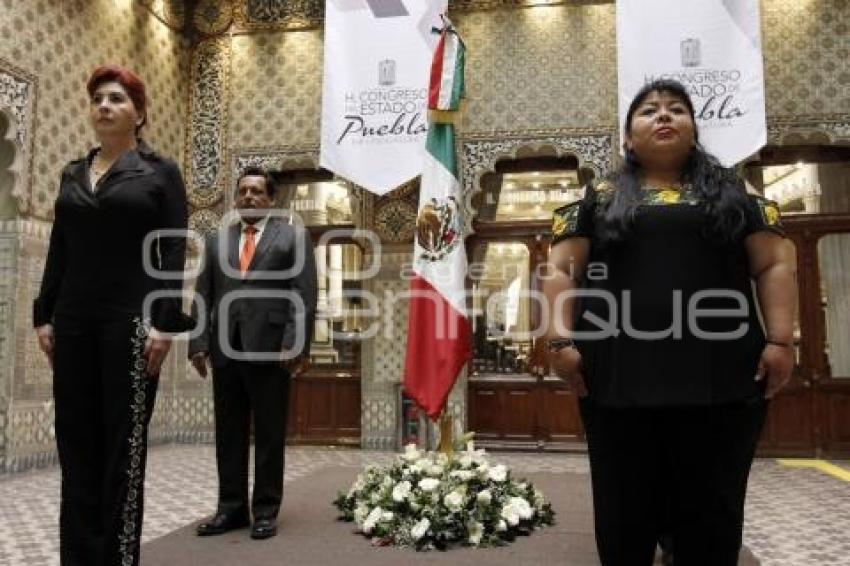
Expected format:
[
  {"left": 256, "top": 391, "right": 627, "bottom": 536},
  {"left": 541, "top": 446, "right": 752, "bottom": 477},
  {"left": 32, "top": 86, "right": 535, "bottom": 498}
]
[
  {"left": 426, "top": 464, "right": 444, "bottom": 477},
  {"left": 500, "top": 503, "right": 520, "bottom": 526},
  {"left": 471, "top": 448, "right": 488, "bottom": 466},
  {"left": 411, "top": 517, "right": 431, "bottom": 541},
  {"left": 418, "top": 478, "right": 440, "bottom": 492},
  {"left": 497, "top": 519, "right": 508, "bottom": 532},
  {"left": 381, "top": 510, "right": 394, "bottom": 522},
  {"left": 402, "top": 443, "right": 421, "bottom": 462},
  {"left": 509, "top": 496, "right": 534, "bottom": 520},
  {"left": 392, "top": 480, "right": 412, "bottom": 502},
  {"left": 443, "top": 490, "right": 464, "bottom": 512},
  {"left": 449, "top": 470, "right": 474, "bottom": 482},
  {"left": 349, "top": 476, "right": 365, "bottom": 496},
  {"left": 488, "top": 464, "right": 508, "bottom": 482},
  {"left": 411, "top": 458, "right": 430, "bottom": 474},
  {"left": 476, "top": 463, "right": 490, "bottom": 480},
  {"left": 458, "top": 454, "right": 474, "bottom": 468},
  {"left": 353, "top": 503, "right": 369, "bottom": 526},
  {"left": 476, "top": 489, "right": 492, "bottom": 506},
  {"left": 363, "top": 506, "right": 383, "bottom": 534},
  {"left": 466, "top": 519, "right": 484, "bottom": 545}
]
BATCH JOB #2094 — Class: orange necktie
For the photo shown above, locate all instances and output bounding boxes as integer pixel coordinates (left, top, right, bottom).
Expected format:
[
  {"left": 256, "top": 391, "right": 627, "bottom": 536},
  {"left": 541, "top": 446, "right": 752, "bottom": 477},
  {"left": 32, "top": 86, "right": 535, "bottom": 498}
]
[{"left": 240, "top": 225, "right": 257, "bottom": 276}]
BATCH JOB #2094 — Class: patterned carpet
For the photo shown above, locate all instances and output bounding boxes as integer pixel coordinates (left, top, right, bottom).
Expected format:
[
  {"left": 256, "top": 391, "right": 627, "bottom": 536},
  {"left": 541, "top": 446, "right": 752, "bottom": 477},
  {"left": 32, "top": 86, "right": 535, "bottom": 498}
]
[{"left": 0, "top": 445, "right": 847, "bottom": 565}]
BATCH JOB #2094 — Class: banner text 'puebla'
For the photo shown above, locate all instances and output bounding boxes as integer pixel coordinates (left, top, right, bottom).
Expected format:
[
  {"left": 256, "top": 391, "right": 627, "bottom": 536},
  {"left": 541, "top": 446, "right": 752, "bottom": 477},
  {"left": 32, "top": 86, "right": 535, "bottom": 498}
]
[
  {"left": 320, "top": 0, "right": 447, "bottom": 195},
  {"left": 617, "top": 0, "right": 767, "bottom": 166}
]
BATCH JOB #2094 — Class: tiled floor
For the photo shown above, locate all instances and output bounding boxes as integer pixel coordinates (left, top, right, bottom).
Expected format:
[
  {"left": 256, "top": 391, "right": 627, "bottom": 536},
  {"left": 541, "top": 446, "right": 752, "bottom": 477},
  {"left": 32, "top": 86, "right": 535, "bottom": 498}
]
[{"left": 0, "top": 445, "right": 847, "bottom": 565}]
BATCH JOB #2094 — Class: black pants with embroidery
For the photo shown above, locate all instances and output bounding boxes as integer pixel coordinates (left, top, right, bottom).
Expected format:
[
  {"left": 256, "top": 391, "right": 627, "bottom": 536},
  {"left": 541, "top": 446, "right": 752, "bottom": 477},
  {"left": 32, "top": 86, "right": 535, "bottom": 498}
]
[
  {"left": 579, "top": 398, "right": 767, "bottom": 566},
  {"left": 53, "top": 316, "right": 156, "bottom": 566}
]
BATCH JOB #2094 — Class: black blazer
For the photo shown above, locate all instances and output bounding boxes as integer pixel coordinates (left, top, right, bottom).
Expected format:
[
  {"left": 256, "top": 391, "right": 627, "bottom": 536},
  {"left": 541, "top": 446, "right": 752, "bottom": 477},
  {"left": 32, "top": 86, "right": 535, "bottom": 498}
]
[
  {"left": 33, "top": 143, "right": 194, "bottom": 332},
  {"left": 188, "top": 216, "right": 318, "bottom": 368}
]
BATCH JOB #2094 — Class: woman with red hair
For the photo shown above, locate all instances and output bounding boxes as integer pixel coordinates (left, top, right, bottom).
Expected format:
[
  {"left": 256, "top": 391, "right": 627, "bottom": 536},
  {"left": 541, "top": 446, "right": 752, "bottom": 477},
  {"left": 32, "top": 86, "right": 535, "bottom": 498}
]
[{"left": 33, "top": 64, "right": 194, "bottom": 566}]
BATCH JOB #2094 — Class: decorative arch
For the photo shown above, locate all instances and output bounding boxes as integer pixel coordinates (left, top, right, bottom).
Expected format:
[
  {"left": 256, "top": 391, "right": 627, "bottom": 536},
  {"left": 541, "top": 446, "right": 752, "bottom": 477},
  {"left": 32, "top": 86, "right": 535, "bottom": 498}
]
[
  {"left": 767, "top": 115, "right": 850, "bottom": 147},
  {"left": 459, "top": 130, "right": 615, "bottom": 234},
  {"left": 0, "top": 61, "right": 37, "bottom": 217},
  {"left": 218, "top": 146, "right": 373, "bottom": 234},
  {"left": 0, "top": 109, "right": 23, "bottom": 220}
]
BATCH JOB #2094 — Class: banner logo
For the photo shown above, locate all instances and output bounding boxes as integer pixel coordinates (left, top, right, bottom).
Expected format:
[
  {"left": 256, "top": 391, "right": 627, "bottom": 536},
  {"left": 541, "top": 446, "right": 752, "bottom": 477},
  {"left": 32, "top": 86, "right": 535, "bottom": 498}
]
[
  {"left": 617, "top": 0, "right": 766, "bottom": 166},
  {"left": 681, "top": 38, "right": 701, "bottom": 67},
  {"left": 379, "top": 59, "right": 397, "bottom": 86}
]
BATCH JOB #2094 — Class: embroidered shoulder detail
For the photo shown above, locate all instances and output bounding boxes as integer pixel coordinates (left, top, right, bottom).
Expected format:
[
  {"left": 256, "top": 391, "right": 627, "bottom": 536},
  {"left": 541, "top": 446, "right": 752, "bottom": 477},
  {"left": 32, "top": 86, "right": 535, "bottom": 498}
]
[
  {"left": 752, "top": 195, "right": 782, "bottom": 227},
  {"left": 594, "top": 180, "right": 616, "bottom": 194},
  {"left": 641, "top": 184, "right": 700, "bottom": 206},
  {"left": 552, "top": 201, "right": 581, "bottom": 238},
  {"left": 592, "top": 179, "right": 616, "bottom": 204}
]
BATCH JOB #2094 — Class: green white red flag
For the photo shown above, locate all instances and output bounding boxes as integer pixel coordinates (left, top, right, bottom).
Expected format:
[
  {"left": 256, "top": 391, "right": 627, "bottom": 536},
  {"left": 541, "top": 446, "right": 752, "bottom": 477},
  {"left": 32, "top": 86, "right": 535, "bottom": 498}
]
[{"left": 403, "top": 18, "right": 471, "bottom": 421}]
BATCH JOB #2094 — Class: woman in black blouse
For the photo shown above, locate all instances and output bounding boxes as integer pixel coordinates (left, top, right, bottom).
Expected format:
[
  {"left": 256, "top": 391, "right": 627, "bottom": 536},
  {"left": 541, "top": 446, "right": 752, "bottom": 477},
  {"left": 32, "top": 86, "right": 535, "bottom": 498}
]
[
  {"left": 544, "top": 80, "right": 796, "bottom": 565},
  {"left": 33, "top": 65, "right": 193, "bottom": 566}
]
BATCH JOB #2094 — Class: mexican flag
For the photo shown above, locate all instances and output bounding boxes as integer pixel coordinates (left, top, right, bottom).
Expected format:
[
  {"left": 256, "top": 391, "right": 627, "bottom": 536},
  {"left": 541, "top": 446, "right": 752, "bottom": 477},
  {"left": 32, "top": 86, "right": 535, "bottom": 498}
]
[{"left": 403, "top": 18, "right": 471, "bottom": 421}]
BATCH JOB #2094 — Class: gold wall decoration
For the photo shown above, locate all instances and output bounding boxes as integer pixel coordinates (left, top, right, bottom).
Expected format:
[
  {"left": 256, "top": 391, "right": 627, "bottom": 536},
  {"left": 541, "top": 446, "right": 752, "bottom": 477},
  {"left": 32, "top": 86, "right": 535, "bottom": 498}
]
[
  {"left": 234, "top": 0, "right": 324, "bottom": 31},
  {"left": 186, "top": 38, "right": 231, "bottom": 209},
  {"left": 194, "top": 0, "right": 235, "bottom": 36},
  {"left": 374, "top": 179, "right": 420, "bottom": 244}
]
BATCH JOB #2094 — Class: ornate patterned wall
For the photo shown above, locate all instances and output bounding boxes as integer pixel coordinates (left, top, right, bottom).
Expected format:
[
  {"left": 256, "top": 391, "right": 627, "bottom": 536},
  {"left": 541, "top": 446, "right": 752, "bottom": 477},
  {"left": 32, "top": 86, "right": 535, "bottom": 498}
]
[
  {"left": 454, "top": 4, "right": 618, "bottom": 133},
  {"left": 360, "top": 249, "right": 413, "bottom": 450},
  {"left": 0, "top": 0, "right": 191, "bottom": 472},
  {"left": 196, "top": 0, "right": 850, "bottom": 185},
  {"left": 1, "top": 0, "right": 848, "bottom": 467},
  {"left": 179, "top": 0, "right": 849, "bottom": 453},
  {"left": 762, "top": 0, "right": 849, "bottom": 119},
  {"left": 0, "top": 0, "right": 188, "bottom": 220},
  {"left": 229, "top": 31, "right": 324, "bottom": 150}
]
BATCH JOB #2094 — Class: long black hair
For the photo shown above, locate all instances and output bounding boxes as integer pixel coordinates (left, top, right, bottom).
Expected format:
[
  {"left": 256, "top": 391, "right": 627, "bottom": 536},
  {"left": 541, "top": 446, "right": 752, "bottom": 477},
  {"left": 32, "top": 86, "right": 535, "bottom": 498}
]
[{"left": 599, "top": 79, "right": 749, "bottom": 244}]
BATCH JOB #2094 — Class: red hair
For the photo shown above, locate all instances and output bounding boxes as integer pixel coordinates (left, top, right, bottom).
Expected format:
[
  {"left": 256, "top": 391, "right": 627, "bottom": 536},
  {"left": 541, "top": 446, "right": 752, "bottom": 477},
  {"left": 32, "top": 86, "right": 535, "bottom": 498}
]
[{"left": 86, "top": 64, "right": 148, "bottom": 131}]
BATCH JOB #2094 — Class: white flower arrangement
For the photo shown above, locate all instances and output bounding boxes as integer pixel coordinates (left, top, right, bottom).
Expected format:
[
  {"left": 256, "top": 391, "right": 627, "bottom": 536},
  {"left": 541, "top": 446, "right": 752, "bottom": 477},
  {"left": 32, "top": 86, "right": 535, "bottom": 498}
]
[{"left": 334, "top": 441, "right": 555, "bottom": 551}]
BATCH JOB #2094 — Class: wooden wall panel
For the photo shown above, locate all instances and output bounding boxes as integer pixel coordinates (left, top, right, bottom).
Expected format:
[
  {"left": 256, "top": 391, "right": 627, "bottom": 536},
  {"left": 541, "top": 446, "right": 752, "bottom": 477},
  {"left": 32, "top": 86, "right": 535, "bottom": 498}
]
[
  {"left": 541, "top": 386, "right": 584, "bottom": 442},
  {"left": 288, "top": 374, "right": 361, "bottom": 446}
]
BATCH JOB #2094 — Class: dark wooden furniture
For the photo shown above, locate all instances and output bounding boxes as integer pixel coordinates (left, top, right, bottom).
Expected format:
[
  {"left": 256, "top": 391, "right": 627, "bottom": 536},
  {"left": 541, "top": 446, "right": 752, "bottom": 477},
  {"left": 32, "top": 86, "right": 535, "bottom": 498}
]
[{"left": 287, "top": 367, "right": 361, "bottom": 446}]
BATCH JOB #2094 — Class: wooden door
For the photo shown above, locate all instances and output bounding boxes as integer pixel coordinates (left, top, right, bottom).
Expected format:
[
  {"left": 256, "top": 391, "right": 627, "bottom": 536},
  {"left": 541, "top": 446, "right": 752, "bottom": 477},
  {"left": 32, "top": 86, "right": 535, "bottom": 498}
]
[
  {"left": 758, "top": 215, "right": 850, "bottom": 457},
  {"left": 288, "top": 369, "right": 361, "bottom": 446},
  {"left": 286, "top": 237, "right": 363, "bottom": 446},
  {"left": 466, "top": 227, "right": 585, "bottom": 450}
]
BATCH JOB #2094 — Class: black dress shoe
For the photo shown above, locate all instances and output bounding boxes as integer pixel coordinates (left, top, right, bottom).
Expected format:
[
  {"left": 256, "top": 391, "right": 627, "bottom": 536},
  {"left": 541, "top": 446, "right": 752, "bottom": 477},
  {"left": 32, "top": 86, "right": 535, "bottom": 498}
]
[
  {"left": 250, "top": 518, "right": 277, "bottom": 540},
  {"left": 196, "top": 511, "right": 250, "bottom": 536}
]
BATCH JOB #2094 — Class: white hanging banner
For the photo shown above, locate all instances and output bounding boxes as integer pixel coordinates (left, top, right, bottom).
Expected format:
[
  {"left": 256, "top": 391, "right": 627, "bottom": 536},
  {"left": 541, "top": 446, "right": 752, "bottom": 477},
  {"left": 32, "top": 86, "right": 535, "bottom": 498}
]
[
  {"left": 320, "top": 0, "right": 446, "bottom": 195},
  {"left": 617, "top": 0, "right": 766, "bottom": 166}
]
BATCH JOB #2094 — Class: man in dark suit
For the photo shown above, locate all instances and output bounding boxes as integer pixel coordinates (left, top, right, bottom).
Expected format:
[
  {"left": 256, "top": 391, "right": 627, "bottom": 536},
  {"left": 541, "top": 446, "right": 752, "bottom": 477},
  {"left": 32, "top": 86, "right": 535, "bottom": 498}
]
[{"left": 189, "top": 166, "right": 317, "bottom": 540}]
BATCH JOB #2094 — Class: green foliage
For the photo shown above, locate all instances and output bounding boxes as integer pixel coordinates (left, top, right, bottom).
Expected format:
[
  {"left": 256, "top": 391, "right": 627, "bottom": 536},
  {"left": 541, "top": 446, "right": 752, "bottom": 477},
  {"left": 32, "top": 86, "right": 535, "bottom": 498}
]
[{"left": 332, "top": 443, "right": 557, "bottom": 551}]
